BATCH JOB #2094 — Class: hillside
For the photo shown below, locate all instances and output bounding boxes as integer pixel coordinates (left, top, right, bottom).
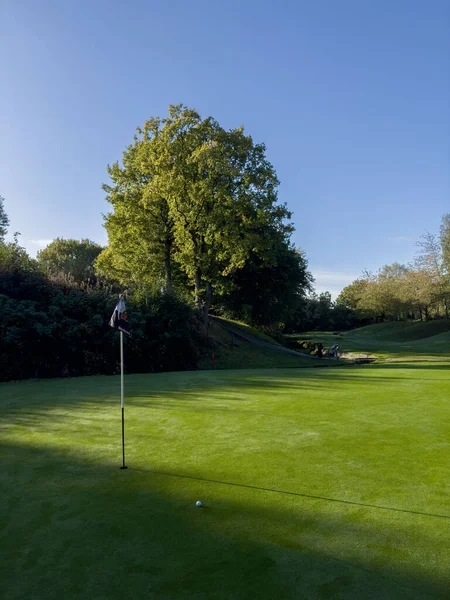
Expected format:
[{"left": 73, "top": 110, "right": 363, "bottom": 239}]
[
  {"left": 286, "top": 320, "right": 450, "bottom": 361},
  {"left": 200, "top": 319, "right": 318, "bottom": 370}
]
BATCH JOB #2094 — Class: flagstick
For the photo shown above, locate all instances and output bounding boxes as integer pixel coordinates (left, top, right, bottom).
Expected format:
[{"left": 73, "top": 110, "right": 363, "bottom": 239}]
[{"left": 120, "top": 330, "right": 127, "bottom": 469}]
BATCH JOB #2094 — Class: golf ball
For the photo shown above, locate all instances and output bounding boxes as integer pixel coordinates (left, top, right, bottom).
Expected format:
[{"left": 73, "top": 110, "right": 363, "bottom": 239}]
[{"left": 196, "top": 501, "right": 202, "bottom": 507}]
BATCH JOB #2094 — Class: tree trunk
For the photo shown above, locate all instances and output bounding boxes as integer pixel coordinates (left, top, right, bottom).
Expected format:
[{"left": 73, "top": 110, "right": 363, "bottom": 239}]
[
  {"left": 164, "top": 238, "right": 172, "bottom": 293},
  {"left": 194, "top": 269, "right": 202, "bottom": 310},
  {"left": 203, "top": 281, "right": 212, "bottom": 327}
]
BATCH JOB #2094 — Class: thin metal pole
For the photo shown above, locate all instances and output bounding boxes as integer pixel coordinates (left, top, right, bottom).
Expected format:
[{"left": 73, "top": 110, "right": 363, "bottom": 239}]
[{"left": 120, "top": 331, "right": 127, "bottom": 469}]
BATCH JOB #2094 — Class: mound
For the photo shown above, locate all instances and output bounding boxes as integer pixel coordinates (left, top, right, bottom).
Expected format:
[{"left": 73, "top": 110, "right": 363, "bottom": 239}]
[{"left": 351, "top": 320, "right": 450, "bottom": 342}]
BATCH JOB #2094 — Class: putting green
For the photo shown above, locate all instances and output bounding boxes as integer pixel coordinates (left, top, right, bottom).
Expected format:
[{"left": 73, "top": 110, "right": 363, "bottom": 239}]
[{"left": 1, "top": 365, "right": 449, "bottom": 598}]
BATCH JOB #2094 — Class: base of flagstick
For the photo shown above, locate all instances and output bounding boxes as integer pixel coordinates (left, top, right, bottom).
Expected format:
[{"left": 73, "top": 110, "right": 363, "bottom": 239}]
[{"left": 120, "top": 466, "right": 128, "bottom": 470}]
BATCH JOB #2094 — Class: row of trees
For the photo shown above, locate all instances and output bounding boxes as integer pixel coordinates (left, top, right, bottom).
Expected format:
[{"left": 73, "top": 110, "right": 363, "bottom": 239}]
[
  {"left": 0, "top": 197, "right": 203, "bottom": 382},
  {"left": 0, "top": 104, "right": 315, "bottom": 380},
  {"left": 284, "top": 292, "right": 356, "bottom": 332},
  {"left": 337, "top": 215, "right": 450, "bottom": 322},
  {"left": 4, "top": 103, "right": 445, "bottom": 382}
]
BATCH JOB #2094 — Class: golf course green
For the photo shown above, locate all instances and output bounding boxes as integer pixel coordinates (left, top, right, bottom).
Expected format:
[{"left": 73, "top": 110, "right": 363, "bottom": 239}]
[{"left": 1, "top": 357, "right": 449, "bottom": 598}]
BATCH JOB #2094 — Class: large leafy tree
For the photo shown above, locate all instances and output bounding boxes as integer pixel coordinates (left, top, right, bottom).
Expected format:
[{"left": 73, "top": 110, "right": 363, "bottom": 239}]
[
  {"left": 96, "top": 135, "right": 175, "bottom": 293},
  {"left": 222, "top": 240, "right": 311, "bottom": 326},
  {"left": 404, "top": 268, "right": 437, "bottom": 321},
  {"left": 337, "top": 278, "right": 375, "bottom": 320},
  {"left": 100, "top": 105, "right": 292, "bottom": 323},
  {"left": 415, "top": 232, "right": 449, "bottom": 318},
  {"left": 37, "top": 238, "right": 103, "bottom": 286}
]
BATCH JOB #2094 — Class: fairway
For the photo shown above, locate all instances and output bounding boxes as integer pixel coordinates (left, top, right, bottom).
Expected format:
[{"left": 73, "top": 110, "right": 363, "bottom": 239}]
[{"left": 2, "top": 365, "right": 450, "bottom": 599}]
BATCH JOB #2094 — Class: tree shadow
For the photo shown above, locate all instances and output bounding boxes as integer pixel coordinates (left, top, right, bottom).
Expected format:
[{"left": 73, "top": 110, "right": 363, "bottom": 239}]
[
  {"left": 1, "top": 440, "right": 448, "bottom": 599},
  {"left": 130, "top": 466, "right": 450, "bottom": 521}
]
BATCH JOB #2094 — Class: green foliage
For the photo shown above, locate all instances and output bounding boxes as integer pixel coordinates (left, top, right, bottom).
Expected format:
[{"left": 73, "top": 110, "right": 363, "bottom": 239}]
[
  {"left": 37, "top": 238, "right": 103, "bottom": 286},
  {"left": 0, "top": 195, "right": 9, "bottom": 240},
  {"left": 100, "top": 105, "right": 301, "bottom": 325},
  {"left": 97, "top": 135, "right": 176, "bottom": 291},
  {"left": 218, "top": 243, "right": 312, "bottom": 327},
  {"left": 335, "top": 217, "right": 450, "bottom": 327},
  {"left": 0, "top": 244, "right": 202, "bottom": 382},
  {"left": 440, "top": 213, "right": 450, "bottom": 279},
  {"left": 338, "top": 263, "right": 447, "bottom": 324},
  {"left": 0, "top": 235, "right": 47, "bottom": 300},
  {"left": 287, "top": 291, "right": 357, "bottom": 333},
  {"left": 285, "top": 339, "right": 324, "bottom": 355}
]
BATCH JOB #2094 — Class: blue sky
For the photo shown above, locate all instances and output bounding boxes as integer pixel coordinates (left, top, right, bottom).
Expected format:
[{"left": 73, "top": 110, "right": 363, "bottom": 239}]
[{"left": 1, "top": 0, "right": 449, "bottom": 297}]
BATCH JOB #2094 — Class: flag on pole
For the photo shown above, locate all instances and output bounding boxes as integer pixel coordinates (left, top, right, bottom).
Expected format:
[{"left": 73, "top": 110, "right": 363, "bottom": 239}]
[
  {"left": 109, "top": 295, "right": 129, "bottom": 469},
  {"left": 109, "top": 295, "right": 130, "bottom": 335}
]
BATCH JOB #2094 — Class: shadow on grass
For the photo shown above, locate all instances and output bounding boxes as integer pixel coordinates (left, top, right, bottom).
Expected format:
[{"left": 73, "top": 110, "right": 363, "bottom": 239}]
[
  {"left": 1, "top": 440, "right": 448, "bottom": 600},
  {"left": 129, "top": 466, "right": 450, "bottom": 521}
]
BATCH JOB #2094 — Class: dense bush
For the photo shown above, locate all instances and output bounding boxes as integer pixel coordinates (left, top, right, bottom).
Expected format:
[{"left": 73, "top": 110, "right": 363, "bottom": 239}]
[
  {"left": 0, "top": 241, "right": 203, "bottom": 381},
  {"left": 285, "top": 339, "right": 325, "bottom": 356}
]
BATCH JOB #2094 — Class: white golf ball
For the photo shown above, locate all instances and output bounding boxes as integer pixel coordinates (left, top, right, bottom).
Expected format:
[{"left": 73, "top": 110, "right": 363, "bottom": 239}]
[{"left": 196, "top": 500, "right": 202, "bottom": 507}]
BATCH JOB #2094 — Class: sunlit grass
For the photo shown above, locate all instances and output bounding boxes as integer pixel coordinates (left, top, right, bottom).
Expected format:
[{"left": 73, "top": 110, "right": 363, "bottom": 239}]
[{"left": 2, "top": 366, "right": 450, "bottom": 598}]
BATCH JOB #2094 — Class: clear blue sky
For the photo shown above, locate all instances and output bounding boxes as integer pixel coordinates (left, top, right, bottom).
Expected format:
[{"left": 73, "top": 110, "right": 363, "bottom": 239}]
[{"left": 1, "top": 0, "right": 449, "bottom": 297}]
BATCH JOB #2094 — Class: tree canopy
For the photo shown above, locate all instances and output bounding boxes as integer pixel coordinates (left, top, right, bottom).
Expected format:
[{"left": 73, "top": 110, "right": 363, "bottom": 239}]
[
  {"left": 98, "top": 104, "right": 307, "bottom": 325},
  {"left": 38, "top": 238, "right": 103, "bottom": 287}
]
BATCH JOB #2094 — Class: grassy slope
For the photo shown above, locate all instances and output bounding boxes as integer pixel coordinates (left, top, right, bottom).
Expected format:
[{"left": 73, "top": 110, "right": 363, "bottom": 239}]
[
  {"left": 288, "top": 320, "right": 450, "bottom": 360},
  {"left": 211, "top": 316, "right": 284, "bottom": 346},
  {"left": 199, "top": 320, "right": 314, "bottom": 370},
  {"left": 2, "top": 367, "right": 449, "bottom": 599}
]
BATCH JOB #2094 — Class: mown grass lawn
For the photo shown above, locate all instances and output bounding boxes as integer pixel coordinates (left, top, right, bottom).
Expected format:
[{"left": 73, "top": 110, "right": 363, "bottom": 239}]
[{"left": 1, "top": 365, "right": 449, "bottom": 599}]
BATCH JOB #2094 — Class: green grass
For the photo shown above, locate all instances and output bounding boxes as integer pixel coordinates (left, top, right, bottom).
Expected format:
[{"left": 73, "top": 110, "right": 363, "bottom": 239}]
[
  {"left": 288, "top": 320, "right": 450, "bottom": 361},
  {"left": 2, "top": 366, "right": 449, "bottom": 599},
  {"left": 212, "top": 315, "right": 284, "bottom": 346},
  {"left": 199, "top": 320, "right": 314, "bottom": 370}
]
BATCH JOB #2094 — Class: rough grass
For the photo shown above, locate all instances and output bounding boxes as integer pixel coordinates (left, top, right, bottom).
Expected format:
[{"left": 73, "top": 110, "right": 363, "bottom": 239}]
[
  {"left": 211, "top": 315, "right": 284, "bottom": 346},
  {"left": 2, "top": 366, "right": 449, "bottom": 599},
  {"left": 200, "top": 320, "right": 313, "bottom": 370}
]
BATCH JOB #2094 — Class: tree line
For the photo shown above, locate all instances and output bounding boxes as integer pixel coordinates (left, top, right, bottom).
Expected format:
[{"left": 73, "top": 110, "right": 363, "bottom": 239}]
[
  {"left": 0, "top": 216, "right": 202, "bottom": 382},
  {"left": 0, "top": 105, "right": 314, "bottom": 380},
  {"left": 2, "top": 104, "right": 447, "bottom": 382},
  {"left": 337, "top": 215, "right": 450, "bottom": 323}
]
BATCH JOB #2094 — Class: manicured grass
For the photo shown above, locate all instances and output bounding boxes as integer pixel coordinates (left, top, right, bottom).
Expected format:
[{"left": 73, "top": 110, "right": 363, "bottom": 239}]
[
  {"left": 2, "top": 366, "right": 449, "bottom": 598},
  {"left": 288, "top": 320, "right": 450, "bottom": 361}
]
